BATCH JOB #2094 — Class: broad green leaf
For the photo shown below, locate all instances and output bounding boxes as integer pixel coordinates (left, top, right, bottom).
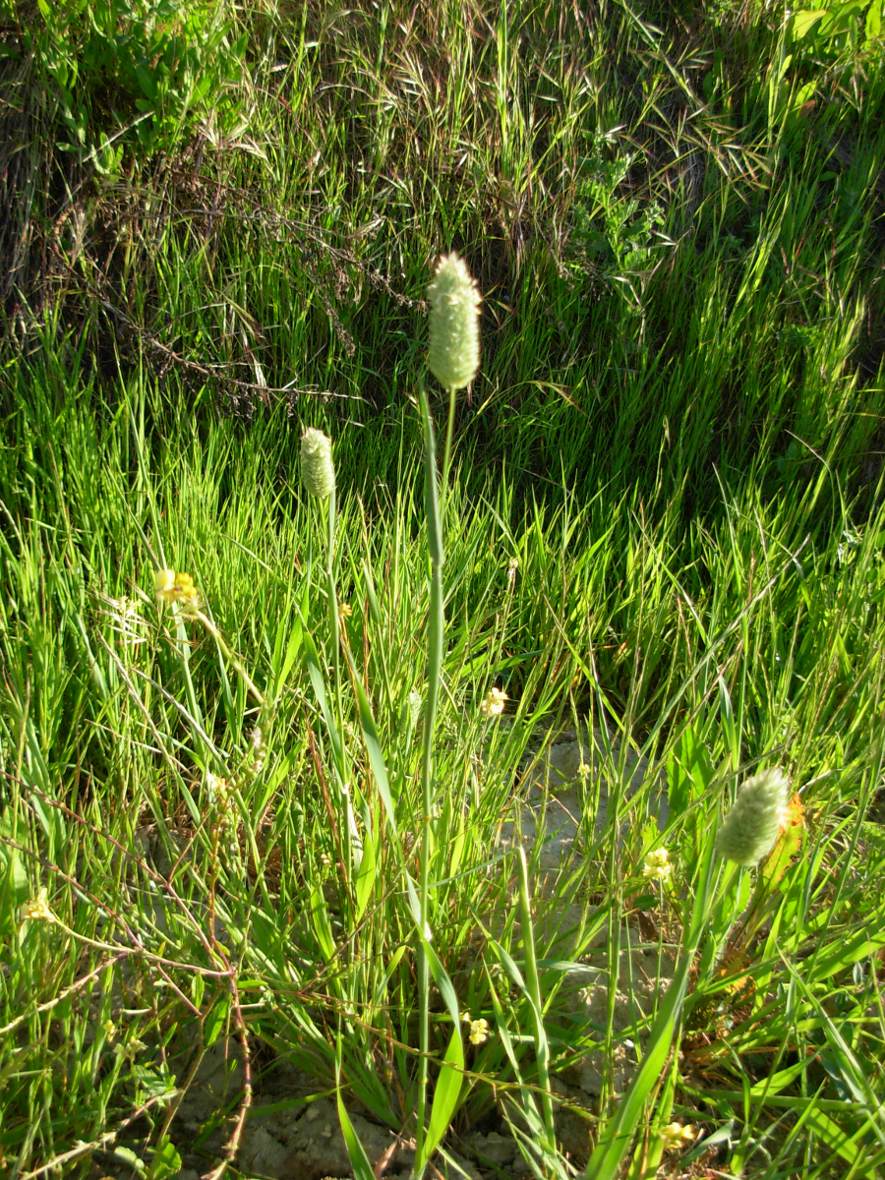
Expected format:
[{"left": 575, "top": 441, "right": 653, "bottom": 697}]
[
  {"left": 272, "top": 613, "right": 304, "bottom": 704},
  {"left": 148, "top": 1137, "right": 182, "bottom": 1179},
  {"left": 0, "top": 821, "right": 28, "bottom": 938},
  {"left": 806, "top": 926, "right": 885, "bottom": 985},
  {"left": 585, "top": 841, "right": 717, "bottom": 1178},
  {"left": 354, "top": 812, "right": 378, "bottom": 920},
  {"left": 303, "top": 629, "right": 345, "bottom": 771},
  {"left": 416, "top": 1028, "right": 465, "bottom": 1170},
  {"left": 203, "top": 993, "right": 230, "bottom": 1049},
  {"left": 802, "top": 1103, "right": 865, "bottom": 1169},
  {"left": 866, "top": 1, "right": 881, "bottom": 41},
  {"left": 791, "top": 10, "right": 826, "bottom": 40},
  {"left": 335, "top": 1074, "right": 376, "bottom": 1180},
  {"left": 352, "top": 672, "right": 399, "bottom": 839},
  {"left": 748, "top": 1060, "right": 807, "bottom": 1097},
  {"left": 584, "top": 958, "right": 690, "bottom": 1179},
  {"left": 425, "top": 941, "right": 461, "bottom": 1028}
]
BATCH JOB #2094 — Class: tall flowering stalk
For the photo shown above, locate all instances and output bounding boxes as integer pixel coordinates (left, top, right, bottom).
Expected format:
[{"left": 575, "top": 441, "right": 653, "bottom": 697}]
[
  {"left": 714, "top": 767, "right": 795, "bottom": 951},
  {"left": 300, "top": 427, "right": 359, "bottom": 876},
  {"left": 413, "top": 253, "right": 480, "bottom": 1175},
  {"left": 300, "top": 428, "right": 336, "bottom": 500},
  {"left": 300, "top": 428, "right": 340, "bottom": 678}
]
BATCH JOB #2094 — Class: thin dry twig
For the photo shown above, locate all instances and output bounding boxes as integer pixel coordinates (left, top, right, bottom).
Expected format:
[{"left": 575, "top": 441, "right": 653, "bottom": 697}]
[
  {"left": 18, "top": 1092, "right": 174, "bottom": 1180},
  {"left": 201, "top": 972, "right": 253, "bottom": 1180}
]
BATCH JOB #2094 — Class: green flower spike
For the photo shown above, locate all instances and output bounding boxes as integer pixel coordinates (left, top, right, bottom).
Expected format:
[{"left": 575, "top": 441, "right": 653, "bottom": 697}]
[
  {"left": 300, "top": 427, "right": 336, "bottom": 499},
  {"left": 716, "top": 767, "right": 790, "bottom": 866},
  {"left": 427, "top": 253, "right": 481, "bottom": 391}
]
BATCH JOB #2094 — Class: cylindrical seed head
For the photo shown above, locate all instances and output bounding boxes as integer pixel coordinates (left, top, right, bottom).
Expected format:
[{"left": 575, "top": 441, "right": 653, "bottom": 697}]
[
  {"left": 300, "top": 427, "right": 335, "bottom": 499},
  {"left": 715, "top": 768, "right": 790, "bottom": 866},
  {"left": 427, "top": 253, "right": 481, "bottom": 391}
]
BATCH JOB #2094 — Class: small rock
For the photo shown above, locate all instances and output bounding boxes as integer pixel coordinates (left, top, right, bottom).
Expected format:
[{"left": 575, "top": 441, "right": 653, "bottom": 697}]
[
  {"left": 283, "top": 1098, "right": 412, "bottom": 1180},
  {"left": 238, "top": 1124, "right": 290, "bottom": 1176},
  {"left": 466, "top": 1129, "right": 516, "bottom": 1167}
]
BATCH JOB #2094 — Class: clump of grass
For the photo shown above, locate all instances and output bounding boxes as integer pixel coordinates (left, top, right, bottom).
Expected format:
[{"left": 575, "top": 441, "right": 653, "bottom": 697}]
[
  {"left": 1, "top": 2, "right": 883, "bottom": 1177},
  {"left": 1, "top": 353, "right": 882, "bottom": 1176}
]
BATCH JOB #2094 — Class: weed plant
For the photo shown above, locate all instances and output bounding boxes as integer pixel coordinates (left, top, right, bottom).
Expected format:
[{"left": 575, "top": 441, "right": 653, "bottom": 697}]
[{"left": 1, "top": 1, "right": 883, "bottom": 1178}]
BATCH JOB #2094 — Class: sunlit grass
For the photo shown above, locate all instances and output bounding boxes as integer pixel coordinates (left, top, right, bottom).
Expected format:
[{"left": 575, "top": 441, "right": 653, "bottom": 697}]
[{"left": 1, "top": 0, "right": 883, "bottom": 1176}]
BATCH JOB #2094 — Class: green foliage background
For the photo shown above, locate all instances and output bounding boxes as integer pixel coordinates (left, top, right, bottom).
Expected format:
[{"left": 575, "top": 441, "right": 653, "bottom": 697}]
[{"left": 0, "top": 1, "right": 882, "bottom": 1177}]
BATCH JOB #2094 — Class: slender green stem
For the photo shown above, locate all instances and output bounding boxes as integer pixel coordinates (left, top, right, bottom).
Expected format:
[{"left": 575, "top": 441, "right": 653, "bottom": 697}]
[
  {"left": 327, "top": 486, "right": 340, "bottom": 696},
  {"left": 516, "top": 845, "right": 556, "bottom": 1151},
  {"left": 414, "top": 378, "right": 446, "bottom": 1176},
  {"left": 325, "top": 485, "right": 357, "bottom": 888},
  {"left": 195, "top": 611, "right": 265, "bottom": 706},
  {"left": 440, "top": 384, "right": 458, "bottom": 514}
]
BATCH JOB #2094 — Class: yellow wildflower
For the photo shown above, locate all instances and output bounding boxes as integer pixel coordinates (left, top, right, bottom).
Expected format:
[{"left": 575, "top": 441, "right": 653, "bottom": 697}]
[
  {"left": 467, "top": 1018, "right": 490, "bottom": 1046},
  {"left": 154, "top": 568, "right": 175, "bottom": 597},
  {"left": 660, "top": 1121, "right": 696, "bottom": 1150},
  {"left": 642, "top": 847, "right": 672, "bottom": 883},
  {"left": 479, "top": 686, "right": 507, "bottom": 718},
  {"left": 21, "top": 887, "right": 54, "bottom": 923},
  {"left": 154, "top": 569, "right": 200, "bottom": 608}
]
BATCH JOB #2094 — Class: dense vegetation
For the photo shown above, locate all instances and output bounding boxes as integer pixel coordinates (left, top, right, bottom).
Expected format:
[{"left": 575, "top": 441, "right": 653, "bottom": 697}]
[{"left": 1, "top": 1, "right": 882, "bottom": 1177}]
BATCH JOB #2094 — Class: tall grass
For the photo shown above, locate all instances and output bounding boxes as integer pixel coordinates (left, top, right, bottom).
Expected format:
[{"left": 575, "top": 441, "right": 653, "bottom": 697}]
[
  {"left": 1, "top": 0, "right": 883, "bottom": 1176},
  {"left": 1, "top": 366, "right": 882, "bottom": 1175}
]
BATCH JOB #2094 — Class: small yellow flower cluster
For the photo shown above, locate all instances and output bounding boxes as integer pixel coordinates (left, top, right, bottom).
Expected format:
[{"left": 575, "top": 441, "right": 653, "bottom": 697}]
[
  {"left": 21, "top": 887, "right": 54, "bottom": 923},
  {"left": 660, "top": 1121, "right": 696, "bottom": 1150},
  {"left": 154, "top": 569, "right": 200, "bottom": 608},
  {"left": 115, "top": 1036, "right": 148, "bottom": 1060},
  {"left": 642, "top": 847, "right": 672, "bottom": 883},
  {"left": 462, "top": 1012, "right": 491, "bottom": 1045},
  {"left": 479, "top": 686, "right": 507, "bottom": 718}
]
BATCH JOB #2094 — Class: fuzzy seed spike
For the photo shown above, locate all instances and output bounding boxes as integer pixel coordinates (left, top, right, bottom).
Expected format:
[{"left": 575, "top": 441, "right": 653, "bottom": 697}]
[
  {"left": 427, "top": 253, "right": 481, "bottom": 391},
  {"left": 716, "top": 768, "right": 791, "bottom": 866},
  {"left": 300, "top": 427, "right": 336, "bottom": 499}
]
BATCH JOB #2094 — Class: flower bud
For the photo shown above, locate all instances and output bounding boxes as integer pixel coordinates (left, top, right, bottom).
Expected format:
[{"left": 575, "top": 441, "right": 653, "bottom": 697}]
[
  {"left": 716, "top": 768, "right": 790, "bottom": 866},
  {"left": 427, "top": 253, "right": 481, "bottom": 391},
  {"left": 300, "top": 427, "right": 335, "bottom": 499}
]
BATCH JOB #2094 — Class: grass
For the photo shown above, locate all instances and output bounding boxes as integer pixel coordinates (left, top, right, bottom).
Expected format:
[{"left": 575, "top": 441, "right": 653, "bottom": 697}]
[{"left": 0, "top": 1, "right": 883, "bottom": 1177}]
